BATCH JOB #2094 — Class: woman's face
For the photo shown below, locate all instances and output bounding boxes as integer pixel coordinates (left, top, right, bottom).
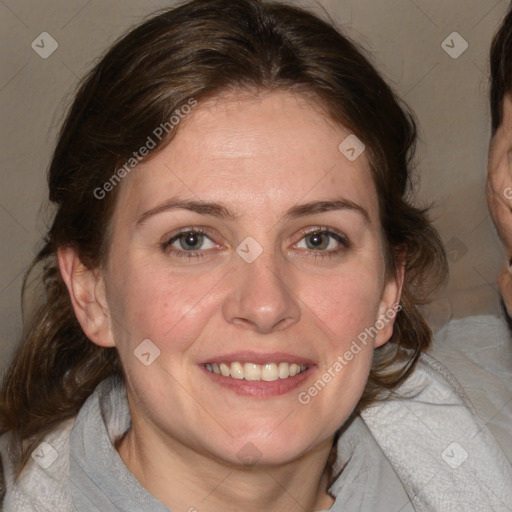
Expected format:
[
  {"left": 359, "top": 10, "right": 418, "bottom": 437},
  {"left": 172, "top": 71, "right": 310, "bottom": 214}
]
[{"left": 97, "top": 90, "right": 401, "bottom": 466}]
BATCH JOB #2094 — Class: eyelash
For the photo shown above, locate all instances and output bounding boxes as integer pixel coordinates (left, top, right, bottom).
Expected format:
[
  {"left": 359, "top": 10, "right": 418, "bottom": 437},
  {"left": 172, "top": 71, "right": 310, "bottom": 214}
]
[
  {"left": 161, "top": 226, "right": 350, "bottom": 260},
  {"left": 161, "top": 228, "right": 214, "bottom": 260}
]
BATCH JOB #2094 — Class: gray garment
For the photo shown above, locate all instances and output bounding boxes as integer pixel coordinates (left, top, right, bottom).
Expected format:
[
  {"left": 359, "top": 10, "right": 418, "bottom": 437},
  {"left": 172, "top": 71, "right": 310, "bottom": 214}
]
[
  {"left": 68, "top": 376, "right": 170, "bottom": 511},
  {"left": 428, "top": 313, "right": 512, "bottom": 463},
  {"left": 68, "top": 376, "right": 411, "bottom": 512},
  {"left": 324, "top": 416, "right": 414, "bottom": 512}
]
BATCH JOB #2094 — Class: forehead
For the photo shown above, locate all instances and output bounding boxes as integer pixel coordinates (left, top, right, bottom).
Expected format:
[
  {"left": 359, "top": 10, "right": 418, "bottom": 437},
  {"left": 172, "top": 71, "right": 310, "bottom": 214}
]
[{"left": 117, "top": 90, "right": 380, "bottom": 223}]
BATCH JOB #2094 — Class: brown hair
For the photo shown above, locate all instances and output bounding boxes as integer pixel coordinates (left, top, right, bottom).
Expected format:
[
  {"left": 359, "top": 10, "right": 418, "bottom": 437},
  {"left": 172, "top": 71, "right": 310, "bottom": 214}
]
[
  {"left": 0, "top": 0, "right": 447, "bottom": 477},
  {"left": 490, "top": 3, "right": 512, "bottom": 135}
]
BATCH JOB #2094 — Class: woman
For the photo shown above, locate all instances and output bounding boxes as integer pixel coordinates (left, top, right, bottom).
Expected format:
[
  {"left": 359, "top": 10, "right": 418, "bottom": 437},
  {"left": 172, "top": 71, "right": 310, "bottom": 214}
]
[{"left": 0, "top": 0, "right": 510, "bottom": 510}]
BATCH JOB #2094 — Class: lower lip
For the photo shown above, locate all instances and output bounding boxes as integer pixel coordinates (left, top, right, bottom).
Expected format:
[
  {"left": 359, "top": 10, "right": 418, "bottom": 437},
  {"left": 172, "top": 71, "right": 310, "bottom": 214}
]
[{"left": 200, "top": 366, "right": 314, "bottom": 398}]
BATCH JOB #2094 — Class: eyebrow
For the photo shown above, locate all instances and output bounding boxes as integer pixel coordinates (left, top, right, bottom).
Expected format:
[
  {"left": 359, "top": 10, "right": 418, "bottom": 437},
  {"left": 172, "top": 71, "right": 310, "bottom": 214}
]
[{"left": 136, "top": 197, "right": 370, "bottom": 226}]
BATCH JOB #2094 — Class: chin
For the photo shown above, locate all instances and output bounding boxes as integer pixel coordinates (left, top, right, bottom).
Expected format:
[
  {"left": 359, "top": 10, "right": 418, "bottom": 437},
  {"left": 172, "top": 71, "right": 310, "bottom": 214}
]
[{"left": 205, "top": 430, "right": 320, "bottom": 469}]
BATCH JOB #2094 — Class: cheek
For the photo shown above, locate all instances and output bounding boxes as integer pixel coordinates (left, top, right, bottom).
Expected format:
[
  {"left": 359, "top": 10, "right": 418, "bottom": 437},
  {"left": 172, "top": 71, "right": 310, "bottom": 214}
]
[
  {"left": 295, "top": 272, "right": 381, "bottom": 431},
  {"left": 106, "top": 256, "right": 223, "bottom": 352},
  {"left": 297, "top": 268, "right": 383, "bottom": 342},
  {"left": 295, "top": 266, "right": 383, "bottom": 393}
]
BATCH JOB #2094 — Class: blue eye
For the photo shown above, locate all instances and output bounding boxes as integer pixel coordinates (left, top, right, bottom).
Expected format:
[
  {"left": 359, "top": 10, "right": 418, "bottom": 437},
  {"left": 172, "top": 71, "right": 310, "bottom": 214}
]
[
  {"left": 295, "top": 228, "right": 350, "bottom": 258},
  {"left": 161, "top": 226, "right": 350, "bottom": 261},
  {"left": 162, "top": 229, "right": 216, "bottom": 259},
  {"left": 300, "top": 231, "right": 338, "bottom": 250}
]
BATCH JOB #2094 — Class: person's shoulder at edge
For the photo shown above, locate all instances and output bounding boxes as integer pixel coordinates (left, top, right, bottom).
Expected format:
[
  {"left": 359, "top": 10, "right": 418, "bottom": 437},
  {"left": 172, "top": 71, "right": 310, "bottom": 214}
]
[
  {"left": 358, "top": 339, "right": 512, "bottom": 510},
  {"left": 0, "top": 374, "right": 127, "bottom": 512},
  {"left": 0, "top": 415, "right": 76, "bottom": 511},
  {"left": 428, "top": 313, "right": 512, "bottom": 463}
]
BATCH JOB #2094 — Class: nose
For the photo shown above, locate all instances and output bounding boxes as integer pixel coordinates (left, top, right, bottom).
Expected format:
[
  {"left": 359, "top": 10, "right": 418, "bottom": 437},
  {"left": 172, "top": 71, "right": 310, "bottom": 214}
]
[{"left": 221, "top": 251, "right": 301, "bottom": 334}]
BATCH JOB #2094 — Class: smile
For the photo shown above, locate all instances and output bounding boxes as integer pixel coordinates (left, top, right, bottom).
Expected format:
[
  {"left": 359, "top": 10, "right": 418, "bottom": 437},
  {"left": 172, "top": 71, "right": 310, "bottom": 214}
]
[{"left": 203, "top": 362, "right": 309, "bottom": 381}]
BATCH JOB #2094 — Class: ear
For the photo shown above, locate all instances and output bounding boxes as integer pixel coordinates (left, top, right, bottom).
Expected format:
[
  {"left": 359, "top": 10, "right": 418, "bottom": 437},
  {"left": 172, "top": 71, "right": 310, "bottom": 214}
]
[
  {"left": 57, "top": 246, "right": 115, "bottom": 348},
  {"left": 374, "top": 253, "right": 405, "bottom": 348}
]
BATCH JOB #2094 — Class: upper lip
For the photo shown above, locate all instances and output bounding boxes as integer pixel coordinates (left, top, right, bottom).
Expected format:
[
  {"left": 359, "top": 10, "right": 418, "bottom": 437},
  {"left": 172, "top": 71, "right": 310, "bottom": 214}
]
[{"left": 199, "top": 352, "right": 315, "bottom": 366}]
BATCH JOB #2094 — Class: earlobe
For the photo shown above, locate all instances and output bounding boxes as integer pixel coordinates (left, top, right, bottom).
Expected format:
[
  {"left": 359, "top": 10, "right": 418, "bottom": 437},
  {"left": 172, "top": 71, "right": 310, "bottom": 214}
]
[
  {"left": 57, "top": 246, "right": 115, "bottom": 348},
  {"left": 374, "top": 259, "right": 405, "bottom": 348}
]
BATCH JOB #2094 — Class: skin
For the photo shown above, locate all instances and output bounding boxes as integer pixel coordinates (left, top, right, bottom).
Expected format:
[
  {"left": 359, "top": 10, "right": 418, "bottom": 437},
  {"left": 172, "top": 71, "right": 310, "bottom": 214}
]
[
  {"left": 59, "top": 90, "right": 403, "bottom": 512},
  {"left": 487, "top": 92, "right": 512, "bottom": 317}
]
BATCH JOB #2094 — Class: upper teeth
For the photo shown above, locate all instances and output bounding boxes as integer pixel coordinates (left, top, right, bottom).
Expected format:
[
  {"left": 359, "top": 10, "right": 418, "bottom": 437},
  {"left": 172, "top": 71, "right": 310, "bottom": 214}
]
[{"left": 204, "top": 362, "right": 308, "bottom": 381}]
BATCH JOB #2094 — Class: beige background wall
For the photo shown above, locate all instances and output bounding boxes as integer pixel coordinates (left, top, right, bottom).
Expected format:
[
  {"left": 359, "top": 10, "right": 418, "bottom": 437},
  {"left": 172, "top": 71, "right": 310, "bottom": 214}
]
[{"left": 0, "top": 0, "right": 509, "bottom": 369}]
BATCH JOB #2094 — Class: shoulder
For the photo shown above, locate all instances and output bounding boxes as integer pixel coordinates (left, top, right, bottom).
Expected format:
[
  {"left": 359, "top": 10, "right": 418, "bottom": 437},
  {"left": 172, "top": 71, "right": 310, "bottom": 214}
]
[
  {"left": 0, "top": 418, "right": 76, "bottom": 511},
  {"left": 0, "top": 375, "right": 126, "bottom": 512},
  {"left": 360, "top": 339, "right": 512, "bottom": 510},
  {"left": 429, "top": 314, "right": 512, "bottom": 461},
  {"left": 432, "top": 313, "right": 512, "bottom": 351}
]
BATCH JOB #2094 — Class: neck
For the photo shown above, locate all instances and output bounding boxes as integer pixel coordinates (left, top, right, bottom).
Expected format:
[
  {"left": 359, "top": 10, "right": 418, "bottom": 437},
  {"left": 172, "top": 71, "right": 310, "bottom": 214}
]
[{"left": 116, "top": 417, "right": 337, "bottom": 512}]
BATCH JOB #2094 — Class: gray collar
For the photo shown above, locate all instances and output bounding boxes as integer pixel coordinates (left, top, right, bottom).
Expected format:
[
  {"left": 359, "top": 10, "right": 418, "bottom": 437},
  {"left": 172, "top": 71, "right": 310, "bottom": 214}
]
[
  {"left": 69, "top": 377, "right": 169, "bottom": 511},
  {"left": 68, "top": 376, "right": 409, "bottom": 512}
]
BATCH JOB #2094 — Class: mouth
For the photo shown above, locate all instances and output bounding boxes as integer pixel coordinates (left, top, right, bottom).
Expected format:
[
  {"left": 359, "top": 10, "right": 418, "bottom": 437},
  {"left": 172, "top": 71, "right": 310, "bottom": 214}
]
[
  {"left": 199, "top": 353, "right": 314, "bottom": 397},
  {"left": 203, "top": 361, "right": 309, "bottom": 381}
]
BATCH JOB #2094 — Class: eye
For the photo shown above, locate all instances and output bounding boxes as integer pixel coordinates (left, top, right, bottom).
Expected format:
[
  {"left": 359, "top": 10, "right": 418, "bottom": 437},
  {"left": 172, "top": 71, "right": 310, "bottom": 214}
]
[
  {"left": 161, "top": 228, "right": 218, "bottom": 259},
  {"left": 294, "top": 227, "right": 350, "bottom": 258}
]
